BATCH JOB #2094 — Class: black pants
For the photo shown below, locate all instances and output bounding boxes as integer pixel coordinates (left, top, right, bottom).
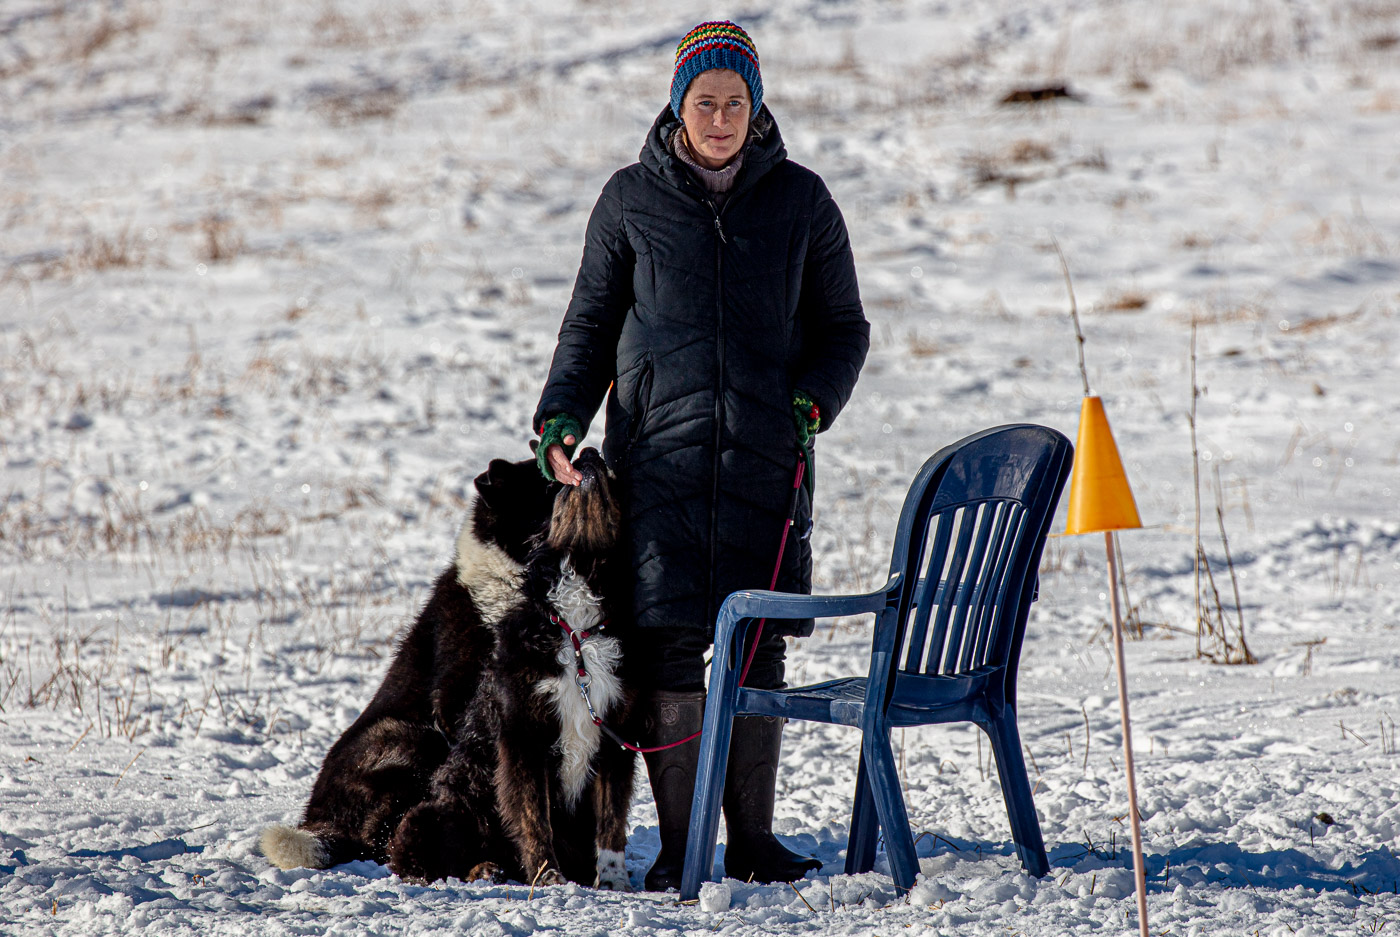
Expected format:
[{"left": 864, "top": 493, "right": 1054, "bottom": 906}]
[{"left": 634, "top": 627, "right": 787, "bottom": 692}]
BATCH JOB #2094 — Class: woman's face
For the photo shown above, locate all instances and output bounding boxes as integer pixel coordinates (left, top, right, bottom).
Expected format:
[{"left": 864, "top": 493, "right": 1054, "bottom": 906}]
[{"left": 680, "top": 69, "right": 751, "bottom": 170}]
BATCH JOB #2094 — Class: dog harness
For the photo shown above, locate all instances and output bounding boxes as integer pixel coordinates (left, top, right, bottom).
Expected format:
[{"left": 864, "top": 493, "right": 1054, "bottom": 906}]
[
  {"left": 550, "top": 611, "right": 610, "bottom": 724},
  {"left": 552, "top": 610, "right": 696, "bottom": 754}
]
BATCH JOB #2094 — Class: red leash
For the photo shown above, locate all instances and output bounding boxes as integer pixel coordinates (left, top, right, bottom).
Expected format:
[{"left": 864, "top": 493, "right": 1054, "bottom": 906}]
[
  {"left": 736, "top": 448, "right": 806, "bottom": 687},
  {"left": 567, "top": 449, "right": 809, "bottom": 755}
]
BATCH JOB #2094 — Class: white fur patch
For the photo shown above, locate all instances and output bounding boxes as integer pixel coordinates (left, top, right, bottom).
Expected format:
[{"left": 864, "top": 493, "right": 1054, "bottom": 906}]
[
  {"left": 595, "top": 848, "right": 629, "bottom": 890},
  {"left": 536, "top": 560, "right": 622, "bottom": 808},
  {"left": 454, "top": 500, "right": 524, "bottom": 625},
  {"left": 260, "top": 825, "right": 328, "bottom": 870}
]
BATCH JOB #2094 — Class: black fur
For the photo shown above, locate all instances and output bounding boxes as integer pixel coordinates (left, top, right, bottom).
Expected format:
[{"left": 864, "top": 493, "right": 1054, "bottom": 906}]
[{"left": 261, "top": 450, "right": 636, "bottom": 887}]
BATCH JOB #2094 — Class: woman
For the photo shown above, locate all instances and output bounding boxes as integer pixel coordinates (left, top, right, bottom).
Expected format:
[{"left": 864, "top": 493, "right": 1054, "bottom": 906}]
[{"left": 533, "top": 21, "right": 868, "bottom": 891}]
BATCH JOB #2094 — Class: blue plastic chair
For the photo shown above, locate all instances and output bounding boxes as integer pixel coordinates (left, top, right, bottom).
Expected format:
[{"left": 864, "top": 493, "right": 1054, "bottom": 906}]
[{"left": 680, "top": 424, "right": 1073, "bottom": 898}]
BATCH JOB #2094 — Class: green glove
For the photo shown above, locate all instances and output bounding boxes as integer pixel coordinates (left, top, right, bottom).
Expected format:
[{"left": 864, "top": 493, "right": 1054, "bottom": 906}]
[
  {"left": 793, "top": 392, "right": 821, "bottom": 447},
  {"left": 536, "top": 413, "right": 583, "bottom": 481}
]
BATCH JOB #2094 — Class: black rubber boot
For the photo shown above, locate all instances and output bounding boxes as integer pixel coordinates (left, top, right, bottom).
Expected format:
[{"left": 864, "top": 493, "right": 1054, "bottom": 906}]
[
  {"left": 722, "top": 715, "right": 822, "bottom": 883},
  {"left": 640, "top": 689, "right": 706, "bottom": 892}
]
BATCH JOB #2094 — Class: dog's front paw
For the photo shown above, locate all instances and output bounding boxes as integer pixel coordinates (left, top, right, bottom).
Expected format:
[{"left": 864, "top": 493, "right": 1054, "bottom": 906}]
[{"left": 594, "top": 848, "right": 630, "bottom": 891}]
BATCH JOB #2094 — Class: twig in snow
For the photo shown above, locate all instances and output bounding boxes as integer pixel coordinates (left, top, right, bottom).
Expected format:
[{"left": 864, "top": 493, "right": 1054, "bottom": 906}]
[
  {"left": 68, "top": 721, "right": 93, "bottom": 753},
  {"left": 527, "top": 861, "right": 549, "bottom": 900},
  {"left": 1213, "top": 464, "right": 1254, "bottom": 663},
  {"left": 1052, "top": 236, "right": 1091, "bottom": 396},
  {"left": 790, "top": 881, "right": 818, "bottom": 914},
  {"left": 113, "top": 746, "right": 146, "bottom": 787},
  {"left": 1081, "top": 704, "right": 1091, "bottom": 771},
  {"left": 1339, "top": 720, "right": 1370, "bottom": 747}
]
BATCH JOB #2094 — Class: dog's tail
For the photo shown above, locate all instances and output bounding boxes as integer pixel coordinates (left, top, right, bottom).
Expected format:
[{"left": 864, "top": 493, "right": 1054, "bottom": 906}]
[{"left": 260, "top": 824, "right": 330, "bottom": 870}]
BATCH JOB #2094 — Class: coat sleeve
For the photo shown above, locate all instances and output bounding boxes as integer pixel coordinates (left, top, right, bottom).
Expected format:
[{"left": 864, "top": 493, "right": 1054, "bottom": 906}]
[
  {"left": 794, "top": 179, "right": 869, "bottom": 431},
  {"left": 532, "top": 174, "right": 636, "bottom": 437}
]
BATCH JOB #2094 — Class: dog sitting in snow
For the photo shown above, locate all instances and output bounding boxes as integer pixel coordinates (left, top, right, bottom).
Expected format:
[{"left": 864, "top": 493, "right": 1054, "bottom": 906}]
[{"left": 260, "top": 448, "right": 637, "bottom": 888}]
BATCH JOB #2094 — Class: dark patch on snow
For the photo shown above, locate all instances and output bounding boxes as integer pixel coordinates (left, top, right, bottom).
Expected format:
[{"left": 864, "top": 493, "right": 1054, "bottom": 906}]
[{"left": 70, "top": 837, "right": 202, "bottom": 863}]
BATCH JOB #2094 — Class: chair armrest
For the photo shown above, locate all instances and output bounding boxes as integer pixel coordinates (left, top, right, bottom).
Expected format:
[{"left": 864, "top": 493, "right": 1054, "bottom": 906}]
[{"left": 717, "top": 574, "right": 900, "bottom": 634}]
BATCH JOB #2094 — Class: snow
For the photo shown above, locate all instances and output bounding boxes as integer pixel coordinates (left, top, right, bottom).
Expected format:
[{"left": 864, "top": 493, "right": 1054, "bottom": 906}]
[{"left": 2, "top": 0, "right": 1399, "bottom": 934}]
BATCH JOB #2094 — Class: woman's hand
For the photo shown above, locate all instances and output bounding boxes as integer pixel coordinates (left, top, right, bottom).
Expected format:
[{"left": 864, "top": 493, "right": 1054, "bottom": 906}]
[
  {"left": 547, "top": 436, "right": 583, "bottom": 487},
  {"left": 536, "top": 413, "right": 584, "bottom": 484}
]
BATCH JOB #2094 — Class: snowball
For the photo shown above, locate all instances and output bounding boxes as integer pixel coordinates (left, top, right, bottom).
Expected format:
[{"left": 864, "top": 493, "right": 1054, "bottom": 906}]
[{"left": 699, "top": 881, "right": 731, "bottom": 913}]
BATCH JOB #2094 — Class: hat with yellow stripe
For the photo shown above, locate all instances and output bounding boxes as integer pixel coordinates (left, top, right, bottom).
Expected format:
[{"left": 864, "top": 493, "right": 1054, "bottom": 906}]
[{"left": 670, "top": 21, "right": 763, "bottom": 118}]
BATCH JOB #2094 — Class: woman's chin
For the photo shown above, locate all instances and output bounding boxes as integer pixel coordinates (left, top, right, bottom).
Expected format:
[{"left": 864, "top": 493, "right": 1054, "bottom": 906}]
[{"left": 699, "top": 149, "right": 737, "bottom": 168}]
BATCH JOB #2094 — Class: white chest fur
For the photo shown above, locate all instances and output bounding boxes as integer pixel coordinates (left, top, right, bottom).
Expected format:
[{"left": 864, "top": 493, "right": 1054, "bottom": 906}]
[{"left": 537, "top": 560, "right": 622, "bottom": 807}]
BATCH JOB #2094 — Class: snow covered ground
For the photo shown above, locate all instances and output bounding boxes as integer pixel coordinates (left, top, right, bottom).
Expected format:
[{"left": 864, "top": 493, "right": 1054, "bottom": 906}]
[{"left": 2, "top": 0, "right": 1399, "bottom": 933}]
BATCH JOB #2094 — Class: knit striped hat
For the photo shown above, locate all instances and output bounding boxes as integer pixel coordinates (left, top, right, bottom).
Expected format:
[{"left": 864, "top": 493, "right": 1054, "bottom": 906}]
[{"left": 670, "top": 21, "right": 762, "bottom": 119}]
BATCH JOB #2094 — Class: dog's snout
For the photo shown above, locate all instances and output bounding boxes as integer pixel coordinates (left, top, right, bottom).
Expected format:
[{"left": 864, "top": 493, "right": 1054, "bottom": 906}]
[
  {"left": 572, "top": 447, "right": 607, "bottom": 484},
  {"left": 574, "top": 447, "right": 604, "bottom": 469}
]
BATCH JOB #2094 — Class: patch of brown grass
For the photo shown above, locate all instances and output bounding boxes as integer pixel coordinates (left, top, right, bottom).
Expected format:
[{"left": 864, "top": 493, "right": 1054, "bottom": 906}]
[
  {"left": 352, "top": 184, "right": 397, "bottom": 225},
  {"left": 1098, "top": 290, "right": 1151, "bottom": 312},
  {"left": 10, "top": 228, "right": 154, "bottom": 281},
  {"left": 1182, "top": 300, "right": 1267, "bottom": 326},
  {"left": 312, "top": 84, "right": 403, "bottom": 125},
  {"left": 1009, "top": 139, "right": 1055, "bottom": 163},
  {"left": 907, "top": 331, "right": 942, "bottom": 358},
  {"left": 199, "top": 213, "right": 244, "bottom": 263}
]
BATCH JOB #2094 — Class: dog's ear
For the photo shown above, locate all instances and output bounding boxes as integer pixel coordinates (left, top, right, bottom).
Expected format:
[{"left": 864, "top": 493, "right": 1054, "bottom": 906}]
[{"left": 473, "top": 459, "right": 516, "bottom": 499}]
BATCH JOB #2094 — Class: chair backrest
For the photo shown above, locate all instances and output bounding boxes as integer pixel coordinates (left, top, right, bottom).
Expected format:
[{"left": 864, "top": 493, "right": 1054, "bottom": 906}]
[{"left": 878, "top": 425, "right": 1073, "bottom": 687}]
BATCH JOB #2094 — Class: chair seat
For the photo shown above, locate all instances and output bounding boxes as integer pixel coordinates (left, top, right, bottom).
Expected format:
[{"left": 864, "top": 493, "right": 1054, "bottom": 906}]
[
  {"left": 739, "top": 667, "right": 1002, "bottom": 729},
  {"left": 738, "top": 678, "right": 869, "bottom": 727},
  {"left": 885, "top": 666, "right": 1000, "bottom": 727}
]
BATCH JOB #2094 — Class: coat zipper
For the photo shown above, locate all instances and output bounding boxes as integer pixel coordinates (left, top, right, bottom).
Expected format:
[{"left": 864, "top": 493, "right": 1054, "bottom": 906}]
[{"left": 708, "top": 199, "right": 726, "bottom": 625}]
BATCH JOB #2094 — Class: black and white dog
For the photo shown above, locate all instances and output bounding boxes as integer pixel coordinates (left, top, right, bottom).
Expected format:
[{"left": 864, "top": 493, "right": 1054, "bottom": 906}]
[{"left": 260, "top": 449, "right": 637, "bottom": 888}]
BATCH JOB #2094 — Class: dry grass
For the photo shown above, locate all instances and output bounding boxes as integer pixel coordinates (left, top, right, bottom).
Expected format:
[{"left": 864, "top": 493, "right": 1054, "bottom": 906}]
[
  {"left": 311, "top": 83, "right": 404, "bottom": 125},
  {"left": 0, "top": 1, "right": 156, "bottom": 79},
  {"left": 1181, "top": 299, "right": 1267, "bottom": 326},
  {"left": 906, "top": 331, "right": 942, "bottom": 358},
  {"left": 1298, "top": 209, "right": 1394, "bottom": 257},
  {"left": 1177, "top": 231, "right": 1217, "bottom": 250},
  {"left": 963, "top": 139, "right": 1107, "bottom": 199},
  {"left": 1097, "top": 290, "right": 1152, "bottom": 312},
  {"left": 310, "top": 4, "right": 425, "bottom": 50},
  {"left": 1277, "top": 307, "right": 1366, "bottom": 335},
  {"left": 1008, "top": 139, "right": 1056, "bottom": 163},
  {"left": 1109, "top": 3, "right": 1307, "bottom": 80},
  {"left": 4, "top": 227, "right": 156, "bottom": 281},
  {"left": 198, "top": 213, "right": 245, "bottom": 263},
  {"left": 352, "top": 183, "right": 397, "bottom": 226},
  {"left": 237, "top": 345, "right": 390, "bottom": 400}
]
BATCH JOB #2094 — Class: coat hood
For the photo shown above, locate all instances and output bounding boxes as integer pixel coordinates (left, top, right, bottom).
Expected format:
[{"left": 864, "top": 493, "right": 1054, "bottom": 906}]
[{"left": 639, "top": 103, "right": 787, "bottom": 196}]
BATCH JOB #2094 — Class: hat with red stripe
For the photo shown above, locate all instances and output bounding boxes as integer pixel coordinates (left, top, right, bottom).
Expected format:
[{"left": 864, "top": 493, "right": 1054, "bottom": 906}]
[{"left": 670, "top": 21, "right": 762, "bottom": 118}]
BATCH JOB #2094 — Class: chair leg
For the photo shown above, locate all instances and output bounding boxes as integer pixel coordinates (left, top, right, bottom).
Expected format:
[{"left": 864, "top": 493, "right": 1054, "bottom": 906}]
[
  {"left": 986, "top": 715, "right": 1049, "bottom": 877},
  {"left": 861, "top": 731, "right": 920, "bottom": 891},
  {"left": 845, "top": 752, "right": 879, "bottom": 875},
  {"left": 679, "top": 689, "right": 736, "bottom": 901}
]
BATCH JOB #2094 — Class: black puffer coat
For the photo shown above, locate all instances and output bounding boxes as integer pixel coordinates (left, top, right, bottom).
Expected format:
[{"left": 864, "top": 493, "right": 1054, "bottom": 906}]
[{"left": 534, "top": 105, "right": 869, "bottom": 636}]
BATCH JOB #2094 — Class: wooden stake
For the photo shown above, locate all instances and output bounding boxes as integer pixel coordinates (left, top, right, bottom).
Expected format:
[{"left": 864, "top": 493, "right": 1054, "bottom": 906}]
[{"left": 1106, "top": 531, "right": 1149, "bottom": 937}]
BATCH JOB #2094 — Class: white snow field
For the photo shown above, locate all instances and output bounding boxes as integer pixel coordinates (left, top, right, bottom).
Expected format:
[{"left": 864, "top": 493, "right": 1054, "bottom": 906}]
[{"left": 3, "top": 0, "right": 1399, "bottom": 934}]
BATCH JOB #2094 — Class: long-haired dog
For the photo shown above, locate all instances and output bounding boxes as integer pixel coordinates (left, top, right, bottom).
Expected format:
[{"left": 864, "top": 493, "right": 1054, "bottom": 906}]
[{"left": 260, "top": 448, "right": 637, "bottom": 888}]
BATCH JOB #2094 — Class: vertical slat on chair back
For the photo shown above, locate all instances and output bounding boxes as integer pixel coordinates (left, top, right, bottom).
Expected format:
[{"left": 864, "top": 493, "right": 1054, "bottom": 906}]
[
  {"left": 896, "top": 498, "right": 1029, "bottom": 676},
  {"left": 887, "top": 425, "right": 1073, "bottom": 682}
]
